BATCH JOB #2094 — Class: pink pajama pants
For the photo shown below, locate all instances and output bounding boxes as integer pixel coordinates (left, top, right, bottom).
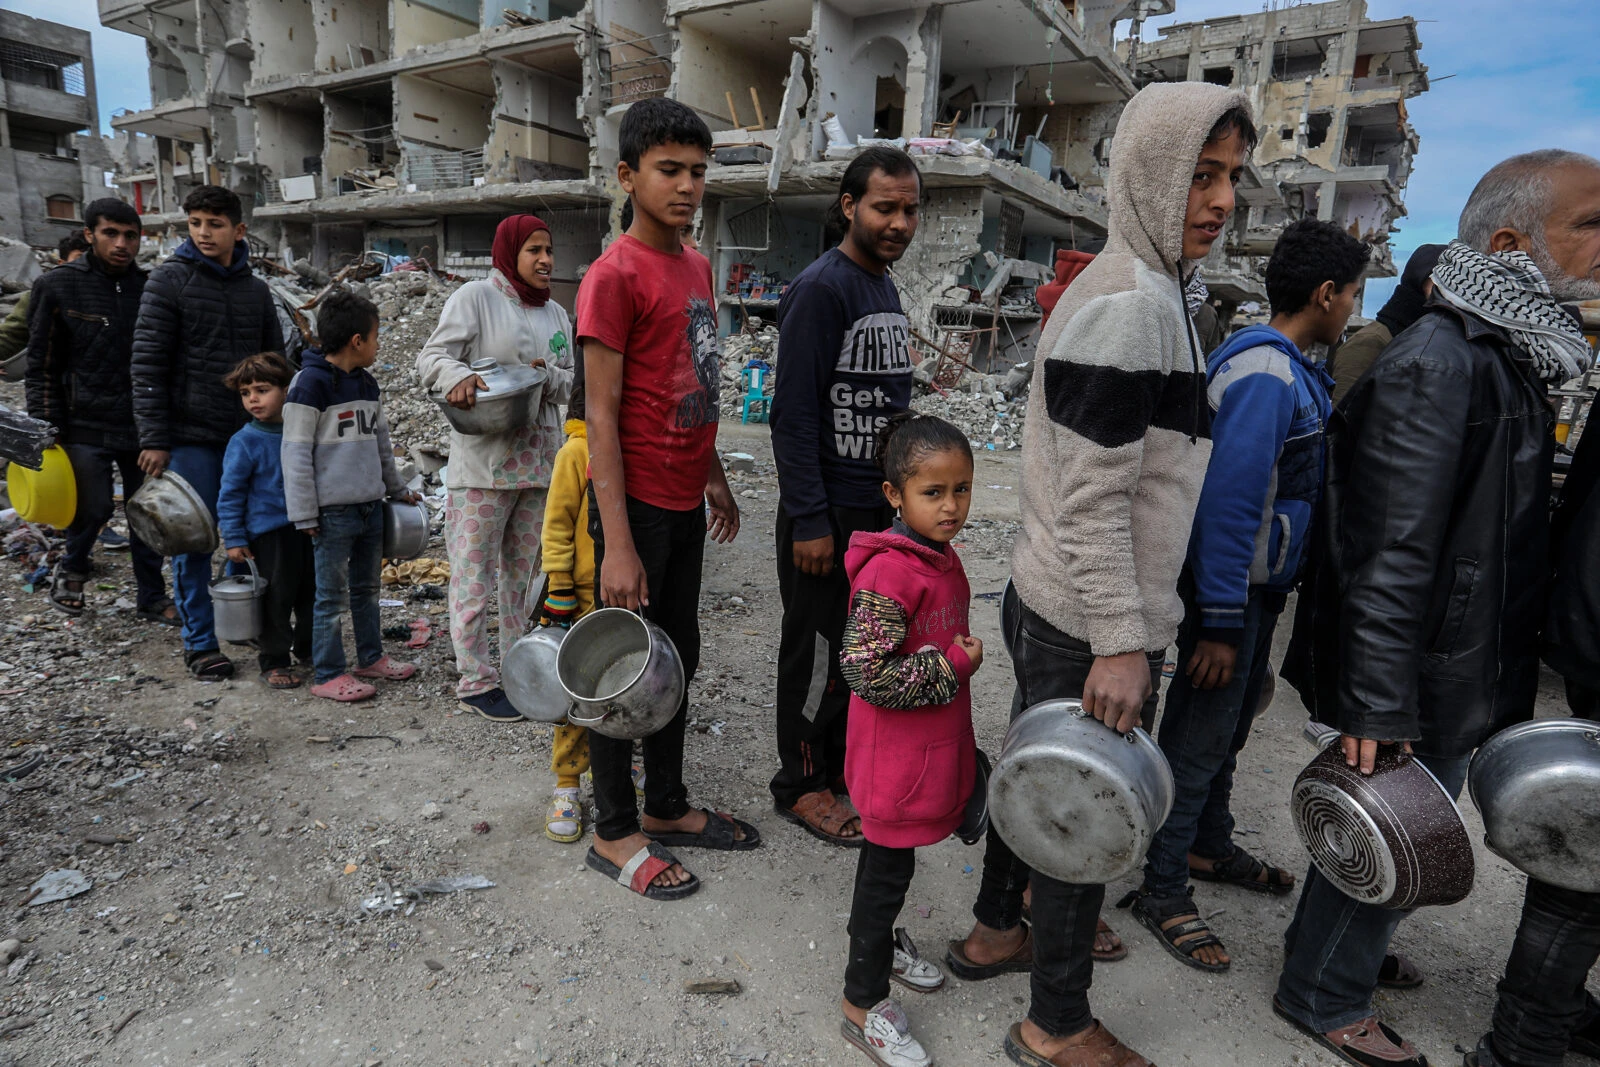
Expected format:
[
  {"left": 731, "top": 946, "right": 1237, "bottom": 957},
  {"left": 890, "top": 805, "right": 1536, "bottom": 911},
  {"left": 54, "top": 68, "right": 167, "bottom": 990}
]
[{"left": 445, "top": 486, "right": 548, "bottom": 699}]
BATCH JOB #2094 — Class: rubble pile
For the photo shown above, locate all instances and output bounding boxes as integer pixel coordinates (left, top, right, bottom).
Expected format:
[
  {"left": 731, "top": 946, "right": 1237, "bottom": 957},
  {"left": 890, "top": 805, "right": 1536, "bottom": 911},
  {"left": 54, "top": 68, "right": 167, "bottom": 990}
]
[
  {"left": 361, "top": 270, "right": 464, "bottom": 469},
  {"left": 911, "top": 358, "right": 1032, "bottom": 451},
  {"left": 719, "top": 325, "right": 779, "bottom": 420}
]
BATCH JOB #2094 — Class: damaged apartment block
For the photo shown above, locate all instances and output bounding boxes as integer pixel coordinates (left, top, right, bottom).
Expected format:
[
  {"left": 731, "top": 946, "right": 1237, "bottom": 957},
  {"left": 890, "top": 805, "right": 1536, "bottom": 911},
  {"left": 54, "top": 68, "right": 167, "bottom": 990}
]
[{"left": 1130, "top": 0, "right": 1428, "bottom": 315}]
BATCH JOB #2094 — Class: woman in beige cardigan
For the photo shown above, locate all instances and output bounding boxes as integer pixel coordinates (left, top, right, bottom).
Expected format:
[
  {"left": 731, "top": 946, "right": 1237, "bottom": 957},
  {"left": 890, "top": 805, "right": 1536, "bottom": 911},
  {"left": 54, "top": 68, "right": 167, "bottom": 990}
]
[{"left": 415, "top": 215, "right": 574, "bottom": 723}]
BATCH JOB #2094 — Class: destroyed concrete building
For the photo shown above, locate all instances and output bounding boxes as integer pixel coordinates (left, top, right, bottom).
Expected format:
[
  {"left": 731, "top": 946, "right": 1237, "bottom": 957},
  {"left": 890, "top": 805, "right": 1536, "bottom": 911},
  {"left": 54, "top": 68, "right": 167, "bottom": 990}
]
[
  {"left": 0, "top": 12, "right": 112, "bottom": 248},
  {"left": 1129, "top": 0, "right": 1428, "bottom": 311},
  {"left": 96, "top": 0, "right": 1194, "bottom": 363}
]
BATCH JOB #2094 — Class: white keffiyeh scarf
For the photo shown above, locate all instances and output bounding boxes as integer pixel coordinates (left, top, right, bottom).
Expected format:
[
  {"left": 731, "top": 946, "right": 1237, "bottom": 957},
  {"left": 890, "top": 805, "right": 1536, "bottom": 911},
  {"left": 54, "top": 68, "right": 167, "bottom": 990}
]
[{"left": 1430, "top": 240, "right": 1592, "bottom": 383}]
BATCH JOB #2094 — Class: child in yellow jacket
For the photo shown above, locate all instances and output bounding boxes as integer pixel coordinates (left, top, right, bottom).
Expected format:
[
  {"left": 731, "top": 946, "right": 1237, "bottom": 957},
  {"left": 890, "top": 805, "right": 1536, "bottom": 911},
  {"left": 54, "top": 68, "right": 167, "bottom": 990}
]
[{"left": 537, "top": 378, "right": 595, "bottom": 842}]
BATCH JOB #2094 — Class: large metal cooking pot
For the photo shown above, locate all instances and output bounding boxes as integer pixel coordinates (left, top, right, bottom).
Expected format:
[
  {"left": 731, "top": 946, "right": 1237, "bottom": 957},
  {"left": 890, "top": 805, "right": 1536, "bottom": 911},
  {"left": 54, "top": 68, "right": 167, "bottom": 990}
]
[
  {"left": 1293, "top": 722, "right": 1474, "bottom": 909},
  {"left": 382, "top": 500, "right": 430, "bottom": 560},
  {"left": 988, "top": 699, "right": 1175, "bottom": 884},
  {"left": 556, "top": 608, "right": 684, "bottom": 740},
  {"left": 126, "top": 470, "right": 219, "bottom": 556},
  {"left": 434, "top": 358, "right": 547, "bottom": 436},
  {"left": 1470, "top": 718, "right": 1600, "bottom": 892},
  {"left": 503, "top": 626, "right": 574, "bottom": 724}
]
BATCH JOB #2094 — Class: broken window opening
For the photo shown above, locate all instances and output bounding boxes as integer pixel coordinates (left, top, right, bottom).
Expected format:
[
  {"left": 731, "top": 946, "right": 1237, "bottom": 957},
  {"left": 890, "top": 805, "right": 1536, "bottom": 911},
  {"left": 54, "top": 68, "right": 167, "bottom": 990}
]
[
  {"left": 1202, "top": 66, "right": 1234, "bottom": 86},
  {"left": 1306, "top": 112, "right": 1332, "bottom": 149},
  {"left": 0, "top": 42, "right": 86, "bottom": 95},
  {"left": 1270, "top": 34, "right": 1336, "bottom": 82}
]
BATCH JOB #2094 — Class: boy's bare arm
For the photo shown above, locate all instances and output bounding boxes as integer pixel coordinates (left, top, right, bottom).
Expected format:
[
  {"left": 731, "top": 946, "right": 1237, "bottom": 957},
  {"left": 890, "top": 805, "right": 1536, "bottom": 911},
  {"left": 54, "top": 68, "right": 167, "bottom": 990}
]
[
  {"left": 704, "top": 452, "right": 740, "bottom": 544},
  {"left": 584, "top": 341, "right": 648, "bottom": 609}
]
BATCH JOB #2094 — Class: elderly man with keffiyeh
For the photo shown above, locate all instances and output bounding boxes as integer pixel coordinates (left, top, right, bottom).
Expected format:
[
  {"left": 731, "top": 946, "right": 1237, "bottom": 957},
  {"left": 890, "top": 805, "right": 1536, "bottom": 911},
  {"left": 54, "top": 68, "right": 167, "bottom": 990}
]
[{"left": 1276, "top": 149, "right": 1600, "bottom": 1067}]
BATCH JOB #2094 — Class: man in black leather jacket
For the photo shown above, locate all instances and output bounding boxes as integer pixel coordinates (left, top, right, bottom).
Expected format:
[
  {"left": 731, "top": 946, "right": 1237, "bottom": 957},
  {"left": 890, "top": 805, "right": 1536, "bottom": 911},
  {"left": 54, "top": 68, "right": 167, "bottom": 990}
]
[{"left": 1278, "top": 149, "right": 1600, "bottom": 1067}]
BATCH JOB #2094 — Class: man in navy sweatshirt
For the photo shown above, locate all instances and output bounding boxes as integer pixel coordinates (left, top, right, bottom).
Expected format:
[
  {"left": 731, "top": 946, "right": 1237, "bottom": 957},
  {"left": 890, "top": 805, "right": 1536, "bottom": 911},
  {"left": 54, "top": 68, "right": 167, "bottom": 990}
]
[
  {"left": 768, "top": 148, "right": 921, "bottom": 845},
  {"left": 1127, "top": 218, "right": 1368, "bottom": 970}
]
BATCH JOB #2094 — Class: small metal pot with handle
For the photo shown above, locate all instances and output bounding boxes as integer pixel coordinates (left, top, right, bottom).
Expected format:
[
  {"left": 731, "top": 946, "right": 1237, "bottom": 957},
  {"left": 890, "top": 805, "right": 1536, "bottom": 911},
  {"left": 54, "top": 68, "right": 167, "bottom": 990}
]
[
  {"left": 1292, "top": 722, "right": 1474, "bottom": 909},
  {"left": 988, "top": 699, "right": 1175, "bottom": 884},
  {"left": 1470, "top": 718, "right": 1600, "bottom": 892},
  {"left": 211, "top": 557, "right": 268, "bottom": 643},
  {"left": 503, "top": 626, "right": 575, "bottom": 724},
  {"left": 556, "top": 608, "right": 684, "bottom": 740},
  {"left": 382, "top": 500, "right": 430, "bottom": 560}
]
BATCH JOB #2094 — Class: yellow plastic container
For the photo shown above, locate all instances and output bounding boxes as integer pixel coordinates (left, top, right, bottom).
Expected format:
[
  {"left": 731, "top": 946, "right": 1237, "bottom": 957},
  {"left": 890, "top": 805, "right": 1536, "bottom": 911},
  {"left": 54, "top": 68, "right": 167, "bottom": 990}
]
[{"left": 7, "top": 446, "right": 77, "bottom": 529}]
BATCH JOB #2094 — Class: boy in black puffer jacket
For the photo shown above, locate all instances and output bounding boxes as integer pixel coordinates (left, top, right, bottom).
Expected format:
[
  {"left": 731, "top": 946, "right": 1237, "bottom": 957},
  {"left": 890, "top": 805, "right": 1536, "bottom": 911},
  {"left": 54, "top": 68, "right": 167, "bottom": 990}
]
[{"left": 131, "top": 185, "right": 285, "bottom": 680}]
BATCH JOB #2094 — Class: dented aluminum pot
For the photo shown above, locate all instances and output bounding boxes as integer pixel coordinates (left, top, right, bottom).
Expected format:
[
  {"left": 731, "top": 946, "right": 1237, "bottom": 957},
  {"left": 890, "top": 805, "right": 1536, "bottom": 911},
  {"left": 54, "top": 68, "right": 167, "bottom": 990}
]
[
  {"left": 556, "top": 608, "right": 684, "bottom": 740},
  {"left": 434, "top": 358, "right": 547, "bottom": 436},
  {"left": 503, "top": 626, "right": 574, "bottom": 724},
  {"left": 988, "top": 699, "right": 1175, "bottom": 884},
  {"left": 1293, "top": 722, "right": 1474, "bottom": 909},
  {"left": 1470, "top": 718, "right": 1600, "bottom": 892},
  {"left": 126, "top": 470, "right": 218, "bottom": 557}
]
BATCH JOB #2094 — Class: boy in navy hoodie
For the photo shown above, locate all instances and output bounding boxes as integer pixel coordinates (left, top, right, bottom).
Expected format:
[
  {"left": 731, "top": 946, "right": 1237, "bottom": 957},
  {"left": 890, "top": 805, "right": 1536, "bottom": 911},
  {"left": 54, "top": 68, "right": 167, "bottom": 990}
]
[
  {"left": 282, "top": 288, "right": 419, "bottom": 703},
  {"left": 1128, "top": 218, "right": 1369, "bottom": 969},
  {"left": 131, "top": 185, "right": 285, "bottom": 681},
  {"left": 218, "top": 352, "right": 315, "bottom": 690}
]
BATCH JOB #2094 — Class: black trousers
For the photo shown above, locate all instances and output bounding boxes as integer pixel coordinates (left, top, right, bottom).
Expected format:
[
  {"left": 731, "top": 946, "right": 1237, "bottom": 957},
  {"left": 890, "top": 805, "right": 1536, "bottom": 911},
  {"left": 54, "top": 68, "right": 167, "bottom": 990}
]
[
  {"left": 61, "top": 443, "right": 165, "bottom": 607},
  {"left": 1482, "top": 879, "right": 1600, "bottom": 1067},
  {"left": 1563, "top": 678, "right": 1600, "bottom": 722},
  {"left": 843, "top": 840, "right": 916, "bottom": 1010},
  {"left": 588, "top": 493, "right": 703, "bottom": 841},
  {"left": 251, "top": 524, "right": 315, "bottom": 672},
  {"left": 972, "top": 601, "right": 1163, "bottom": 1038},
  {"left": 770, "top": 502, "right": 895, "bottom": 807}
]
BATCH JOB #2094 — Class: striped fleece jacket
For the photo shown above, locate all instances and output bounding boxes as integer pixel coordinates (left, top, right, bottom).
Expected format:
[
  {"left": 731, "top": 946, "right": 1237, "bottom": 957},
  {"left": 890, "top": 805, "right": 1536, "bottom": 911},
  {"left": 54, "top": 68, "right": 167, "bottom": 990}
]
[
  {"left": 1012, "top": 82, "right": 1251, "bottom": 657},
  {"left": 282, "top": 347, "right": 406, "bottom": 528}
]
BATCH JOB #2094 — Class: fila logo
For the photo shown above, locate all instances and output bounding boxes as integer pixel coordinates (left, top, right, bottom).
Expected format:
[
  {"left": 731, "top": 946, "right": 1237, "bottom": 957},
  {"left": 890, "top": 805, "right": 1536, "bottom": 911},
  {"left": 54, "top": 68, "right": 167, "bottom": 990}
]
[{"left": 335, "top": 409, "right": 378, "bottom": 437}]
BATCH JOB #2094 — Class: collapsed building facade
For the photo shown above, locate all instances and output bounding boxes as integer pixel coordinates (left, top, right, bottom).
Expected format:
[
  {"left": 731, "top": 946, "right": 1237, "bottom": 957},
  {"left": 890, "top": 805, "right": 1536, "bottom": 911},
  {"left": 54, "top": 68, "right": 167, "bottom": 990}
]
[
  {"left": 0, "top": 12, "right": 112, "bottom": 248},
  {"left": 1130, "top": 0, "right": 1428, "bottom": 310}
]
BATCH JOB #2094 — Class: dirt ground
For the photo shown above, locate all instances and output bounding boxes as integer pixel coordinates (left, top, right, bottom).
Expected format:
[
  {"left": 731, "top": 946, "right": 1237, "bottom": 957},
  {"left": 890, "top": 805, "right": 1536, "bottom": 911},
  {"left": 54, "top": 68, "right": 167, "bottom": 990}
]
[{"left": 0, "top": 409, "right": 1582, "bottom": 1067}]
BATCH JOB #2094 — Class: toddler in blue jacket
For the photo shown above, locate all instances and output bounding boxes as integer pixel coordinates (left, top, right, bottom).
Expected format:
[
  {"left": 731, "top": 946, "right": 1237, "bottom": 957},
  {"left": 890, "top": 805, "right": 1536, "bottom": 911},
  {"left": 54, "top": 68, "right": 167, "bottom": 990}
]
[{"left": 218, "top": 352, "right": 315, "bottom": 690}]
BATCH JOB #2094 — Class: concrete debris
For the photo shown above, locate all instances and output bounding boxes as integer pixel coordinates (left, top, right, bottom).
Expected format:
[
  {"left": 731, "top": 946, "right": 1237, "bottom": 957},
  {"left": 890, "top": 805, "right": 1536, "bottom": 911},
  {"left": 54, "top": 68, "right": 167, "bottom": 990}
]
[
  {"left": 720, "top": 327, "right": 779, "bottom": 420},
  {"left": 0, "top": 240, "right": 42, "bottom": 294}
]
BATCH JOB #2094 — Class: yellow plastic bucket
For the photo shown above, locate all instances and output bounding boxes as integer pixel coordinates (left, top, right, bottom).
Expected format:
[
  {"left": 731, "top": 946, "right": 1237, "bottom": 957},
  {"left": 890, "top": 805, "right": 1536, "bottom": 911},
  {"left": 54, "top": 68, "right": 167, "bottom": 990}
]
[{"left": 7, "top": 446, "right": 77, "bottom": 529}]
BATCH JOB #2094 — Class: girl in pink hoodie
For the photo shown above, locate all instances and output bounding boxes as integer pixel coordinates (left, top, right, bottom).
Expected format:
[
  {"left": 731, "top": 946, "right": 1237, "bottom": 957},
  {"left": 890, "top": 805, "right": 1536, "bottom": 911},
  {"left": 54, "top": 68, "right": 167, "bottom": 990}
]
[{"left": 838, "top": 413, "right": 982, "bottom": 1067}]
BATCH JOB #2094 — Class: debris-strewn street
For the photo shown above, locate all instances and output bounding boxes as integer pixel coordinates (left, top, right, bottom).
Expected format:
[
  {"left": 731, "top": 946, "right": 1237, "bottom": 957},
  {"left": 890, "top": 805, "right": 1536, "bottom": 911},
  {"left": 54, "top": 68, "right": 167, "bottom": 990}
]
[{"left": 0, "top": 351, "right": 1565, "bottom": 1064}]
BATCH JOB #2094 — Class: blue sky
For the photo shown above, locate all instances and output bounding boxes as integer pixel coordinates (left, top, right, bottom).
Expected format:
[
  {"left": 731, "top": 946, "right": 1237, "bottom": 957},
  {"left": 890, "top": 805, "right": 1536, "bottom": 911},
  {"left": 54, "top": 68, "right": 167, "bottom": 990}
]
[
  {"left": 1142, "top": 0, "right": 1600, "bottom": 305},
  {"left": 22, "top": 0, "right": 1600, "bottom": 301}
]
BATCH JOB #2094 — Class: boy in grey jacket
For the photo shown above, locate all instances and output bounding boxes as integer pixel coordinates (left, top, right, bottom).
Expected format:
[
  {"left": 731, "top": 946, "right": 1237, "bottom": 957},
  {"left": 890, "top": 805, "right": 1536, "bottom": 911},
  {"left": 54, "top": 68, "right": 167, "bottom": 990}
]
[{"left": 282, "top": 288, "right": 420, "bottom": 702}]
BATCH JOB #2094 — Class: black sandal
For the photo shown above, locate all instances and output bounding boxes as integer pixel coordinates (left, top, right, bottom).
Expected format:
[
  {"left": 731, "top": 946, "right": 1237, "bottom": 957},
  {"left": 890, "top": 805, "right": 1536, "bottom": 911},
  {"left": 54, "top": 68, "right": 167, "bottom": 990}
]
[
  {"left": 644, "top": 808, "right": 761, "bottom": 851},
  {"left": 1190, "top": 844, "right": 1296, "bottom": 895},
  {"left": 137, "top": 597, "right": 180, "bottom": 627},
  {"left": 49, "top": 565, "right": 87, "bottom": 616},
  {"left": 1378, "top": 951, "right": 1424, "bottom": 989},
  {"left": 1120, "top": 888, "right": 1230, "bottom": 973},
  {"left": 185, "top": 649, "right": 235, "bottom": 681}
]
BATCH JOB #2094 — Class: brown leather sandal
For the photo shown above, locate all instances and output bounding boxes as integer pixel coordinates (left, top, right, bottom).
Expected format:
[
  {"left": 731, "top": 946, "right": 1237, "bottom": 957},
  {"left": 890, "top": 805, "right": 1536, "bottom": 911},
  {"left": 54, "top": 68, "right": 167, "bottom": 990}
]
[
  {"left": 1272, "top": 997, "right": 1427, "bottom": 1067},
  {"left": 774, "top": 790, "right": 863, "bottom": 848},
  {"left": 1003, "top": 1021, "right": 1154, "bottom": 1067}
]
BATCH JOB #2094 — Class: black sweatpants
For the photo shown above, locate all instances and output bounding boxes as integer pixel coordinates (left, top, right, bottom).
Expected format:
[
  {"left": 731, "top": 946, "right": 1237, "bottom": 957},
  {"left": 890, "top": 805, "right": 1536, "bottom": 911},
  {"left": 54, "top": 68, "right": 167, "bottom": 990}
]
[
  {"left": 770, "top": 502, "right": 895, "bottom": 808},
  {"left": 61, "top": 444, "right": 165, "bottom": 608},
  {"left": 251, "top": 524, "right": 315, "bottom": 673},
  {"left": 844, "top": 840, "right": 916, "bottom": 1010},
  {"left": 588, "top": 493, "right": 703, "bottom": 842}
]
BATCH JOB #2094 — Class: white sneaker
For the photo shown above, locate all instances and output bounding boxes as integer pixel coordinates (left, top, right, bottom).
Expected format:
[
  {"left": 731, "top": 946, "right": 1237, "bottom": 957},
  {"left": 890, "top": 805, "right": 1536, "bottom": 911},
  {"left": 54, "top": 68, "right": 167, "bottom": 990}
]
[
  {"left": 891, "top": 928, "right": 945, "bottom": 992},
  {"left": 842, "top": 997, "right": 932, "bottom": 1067}
]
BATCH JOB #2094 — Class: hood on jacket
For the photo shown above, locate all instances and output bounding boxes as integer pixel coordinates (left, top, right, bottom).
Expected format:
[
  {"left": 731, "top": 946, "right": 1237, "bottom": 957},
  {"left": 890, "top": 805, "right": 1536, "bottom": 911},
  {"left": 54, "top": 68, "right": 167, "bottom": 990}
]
[
  {"left": 172, "top": 237, "right": 252, "bottom": 277},
  {"left": 1207, "top": 323, "right": 1326, "bottom": 381},
  {"left": 1105, "top": 82, "right": 1252, "bottom": 277},
  {"left": 845, "top": 528, "right": 954, "bottom": 585},
  {"left": 563, "top": 419, "right": 587, "bottom": 438}
]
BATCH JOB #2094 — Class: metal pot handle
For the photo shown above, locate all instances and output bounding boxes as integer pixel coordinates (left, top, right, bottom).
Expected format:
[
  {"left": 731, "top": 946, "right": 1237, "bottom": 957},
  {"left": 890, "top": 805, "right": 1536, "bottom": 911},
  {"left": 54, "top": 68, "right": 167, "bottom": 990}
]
[
  {"left": 1069, "top": 704, "right": 1143, "bottom": 745},
  {"left": 1303, "top": 721, "right": 1342, "bottom": 750},
  {"left": 215, "top": 555, "right": 261, "bottom": 588}
]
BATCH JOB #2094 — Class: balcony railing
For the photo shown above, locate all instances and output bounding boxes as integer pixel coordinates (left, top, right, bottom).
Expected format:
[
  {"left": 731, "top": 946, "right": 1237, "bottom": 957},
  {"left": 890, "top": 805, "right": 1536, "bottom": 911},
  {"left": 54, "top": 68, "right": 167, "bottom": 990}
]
[
  {"left": 0, "top": 41, "right": 85, "bottom": 96},
  {"left": 403, "top": 147, "right": 485, "bottom": 191}
]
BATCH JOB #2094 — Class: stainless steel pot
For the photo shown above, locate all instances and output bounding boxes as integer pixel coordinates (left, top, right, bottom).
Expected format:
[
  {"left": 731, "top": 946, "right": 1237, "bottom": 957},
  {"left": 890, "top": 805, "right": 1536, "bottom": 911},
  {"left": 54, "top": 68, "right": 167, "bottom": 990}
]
[
  {"left": 1293, "top": 722, "right": 1474, "bottom": 909},
  {"left": 211, "top": 557, "right": 267, "bottom": 643},
  {"left": 1470, "top": 718, "right": 1600, "bottom": 892},
  {"left": 434, "top": 358, "right": 547, "bottom": 436},
  {"left": 382, "top": 500, "right": 430, "bottom": 560},
  {"left": 126, "top": 470, "right": 219, "bottom": 556},
  {"left": 999, "top": 579, "right": 1019, "bottom": 657},
  {"left": 988, "top": 699, "right": 1175, "bottom": 884},
  {"left": 556, "top": 608, "right": 684, "bottom": 740},
  {"left": 503, "top": 627, "right": 574, "bottom": 724}
]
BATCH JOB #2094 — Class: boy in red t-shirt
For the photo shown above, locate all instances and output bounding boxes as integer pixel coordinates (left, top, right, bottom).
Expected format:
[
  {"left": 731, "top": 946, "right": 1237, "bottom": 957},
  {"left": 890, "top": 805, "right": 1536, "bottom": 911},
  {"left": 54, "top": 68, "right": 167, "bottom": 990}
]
[{"left": 575, "top": 97, "right": 759, "bottom": 900}]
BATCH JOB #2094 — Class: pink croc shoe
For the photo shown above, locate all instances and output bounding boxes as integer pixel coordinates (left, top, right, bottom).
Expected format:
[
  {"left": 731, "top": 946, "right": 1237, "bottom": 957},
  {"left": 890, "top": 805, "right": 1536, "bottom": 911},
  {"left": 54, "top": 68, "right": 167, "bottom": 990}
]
[
  {"left": 353, "top": 656, "right": 418, "bottom": 681},
  {"left": 310, "top": 674, "right": 377, "bottom": 702}
]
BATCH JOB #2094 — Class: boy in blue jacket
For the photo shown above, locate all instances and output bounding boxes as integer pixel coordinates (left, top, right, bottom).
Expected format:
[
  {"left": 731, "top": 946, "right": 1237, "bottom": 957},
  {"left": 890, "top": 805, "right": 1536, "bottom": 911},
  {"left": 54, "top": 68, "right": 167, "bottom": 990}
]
[
  {"left": 1127, "top": 218, "right": 1369, "bottom": 971},
  {"left": 283, "top": 288, "right": 420, "bottom": 703},
  {"left": 218, "top": 352, "right": 314, "bottom": 690}
]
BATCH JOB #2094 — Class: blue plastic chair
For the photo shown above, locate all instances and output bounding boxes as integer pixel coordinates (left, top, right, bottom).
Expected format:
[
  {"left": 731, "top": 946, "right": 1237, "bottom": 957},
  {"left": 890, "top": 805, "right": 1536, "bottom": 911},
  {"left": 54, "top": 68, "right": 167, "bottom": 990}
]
[{"left": 740, "top": 361, "right": 771, "bottom": 424}]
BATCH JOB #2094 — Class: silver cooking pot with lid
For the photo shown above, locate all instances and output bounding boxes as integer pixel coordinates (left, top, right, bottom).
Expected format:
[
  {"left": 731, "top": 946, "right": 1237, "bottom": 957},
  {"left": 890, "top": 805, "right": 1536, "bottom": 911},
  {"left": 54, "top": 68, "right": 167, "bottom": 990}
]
[
  {"left": 1470, "top": 718, "right": 1600, "bottom": 892},
  {"left": 988, "top": 699, "right": 1175, "bottom": 884},
  {"left": 434, "top": 358, "right": 547, "bottom": 436}
]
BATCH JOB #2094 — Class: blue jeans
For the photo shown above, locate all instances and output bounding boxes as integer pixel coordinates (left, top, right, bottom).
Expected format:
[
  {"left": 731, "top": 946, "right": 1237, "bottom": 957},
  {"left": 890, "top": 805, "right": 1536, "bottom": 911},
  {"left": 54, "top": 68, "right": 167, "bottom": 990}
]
[
  {"left": 167, "top": 444, "right": 225, "bottom": 653},
  {"left": 311, "top": 502, "right": 384, "bottom": 684},
  {"left": 1275, "top": 751, "right": 1472, "bottom": 1032},
  {"left": 1142, "top": 582, "right": 1284, "bottom": 897}
]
